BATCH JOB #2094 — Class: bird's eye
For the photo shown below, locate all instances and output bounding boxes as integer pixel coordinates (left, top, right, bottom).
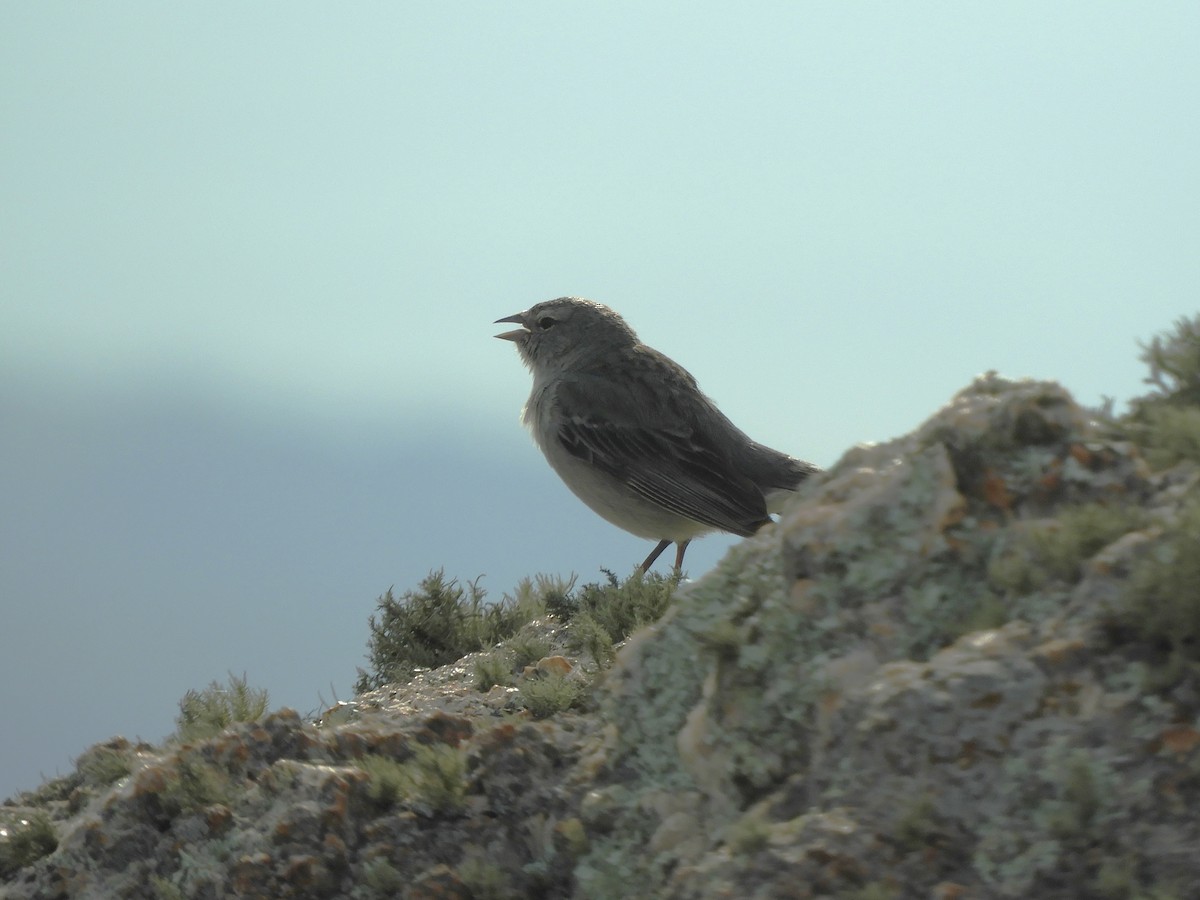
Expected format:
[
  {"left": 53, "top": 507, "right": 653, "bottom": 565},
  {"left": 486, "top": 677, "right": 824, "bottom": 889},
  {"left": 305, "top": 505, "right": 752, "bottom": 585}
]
[{"left": 537, "top": 316, "right": 556, "bottom": 330}]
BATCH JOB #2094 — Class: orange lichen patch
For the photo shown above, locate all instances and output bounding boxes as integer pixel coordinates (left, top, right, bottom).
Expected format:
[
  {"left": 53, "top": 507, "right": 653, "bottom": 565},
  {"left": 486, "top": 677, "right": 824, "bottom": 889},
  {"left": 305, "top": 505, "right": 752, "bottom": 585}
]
[
  {"left": 206, "top": 804, "right": 233, "bottom": 835},
  {"left": 418, "top": 711, "right": 474, "bottom": 747},
  {"left": 535, "top": 656, "right": 573, "bottom": 677},
  {"left": 212, "top": 734, "right": 252, "bottom": 768},
  {"left": 408, "top": 863, "right": 471, "bottom": 899},
  {"left": 1160, "top": 725, "right": 1200, "bottom": 757},
  {"left": 968, "top": 692, "right": 1003, "bottom": 710},
  {"left": 981, "top": 469, "right": 1014, "bottom": 511},
  {"left": 932, "top": 883, "right": 970, "bottom": 900},
  {"left": 130, "top": 764, "right": 169, "bottom": 798},
  {"left": 817, "top": 689, "right": 844, "bottom": 720},
  {"left": 1038, "top": 461, "right": 1063, "bottom": 494},
  {"left": 80, "top": 819, "right": 110, "bottom": 851},
  {"left": 322, "top": 832, "right": 348, "bottom": 863},
  {"left": 1031, "top": 637, "right": 1088, "bottom": 670},
  {"left": 474, "top": 723, "right": 519, "bottom": 757},
  {"left": 230, "top": 852, "right": 273, "bottom": 894}
]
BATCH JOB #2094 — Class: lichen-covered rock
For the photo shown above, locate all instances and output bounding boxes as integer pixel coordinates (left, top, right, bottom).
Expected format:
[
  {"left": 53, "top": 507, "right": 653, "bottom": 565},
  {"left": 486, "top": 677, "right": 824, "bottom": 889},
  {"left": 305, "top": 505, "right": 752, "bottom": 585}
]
[
  {"left": 5, "top": 374, "right": 1200, "bottom": 899},
  {"left": 575, "top": 375, "right": 1200, "bottom": 899}
]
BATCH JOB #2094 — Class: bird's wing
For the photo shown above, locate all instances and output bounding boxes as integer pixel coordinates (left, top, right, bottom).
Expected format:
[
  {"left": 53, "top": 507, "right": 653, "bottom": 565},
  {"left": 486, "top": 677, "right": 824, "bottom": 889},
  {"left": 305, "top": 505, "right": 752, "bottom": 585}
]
[{"left": 552, "top": 373, "right": 770, "bottom": 537}]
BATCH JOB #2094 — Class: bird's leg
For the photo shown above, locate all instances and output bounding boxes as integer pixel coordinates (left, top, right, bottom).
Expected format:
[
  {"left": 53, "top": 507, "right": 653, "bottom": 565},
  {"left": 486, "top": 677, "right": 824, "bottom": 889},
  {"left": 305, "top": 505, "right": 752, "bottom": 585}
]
[
  {"left": 639, "top": 539, "right": 671, "bottom": 573},
  {"left": 673, "top": 540, "right": 690, "bottom": 574}
]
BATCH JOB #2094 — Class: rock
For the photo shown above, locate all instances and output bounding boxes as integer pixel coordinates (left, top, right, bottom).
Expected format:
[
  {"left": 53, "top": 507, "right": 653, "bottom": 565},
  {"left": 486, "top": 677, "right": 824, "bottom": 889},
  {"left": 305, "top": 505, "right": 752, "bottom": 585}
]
[{"left": 5, "top": 375, "right": 1199, "bottom": 899}]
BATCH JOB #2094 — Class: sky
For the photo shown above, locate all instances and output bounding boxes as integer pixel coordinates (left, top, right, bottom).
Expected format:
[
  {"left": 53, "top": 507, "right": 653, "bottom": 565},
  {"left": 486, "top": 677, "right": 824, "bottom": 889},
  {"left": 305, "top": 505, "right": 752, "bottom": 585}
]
[{"left": 2, "top": 3, "right": 1197, "bottom": 801}]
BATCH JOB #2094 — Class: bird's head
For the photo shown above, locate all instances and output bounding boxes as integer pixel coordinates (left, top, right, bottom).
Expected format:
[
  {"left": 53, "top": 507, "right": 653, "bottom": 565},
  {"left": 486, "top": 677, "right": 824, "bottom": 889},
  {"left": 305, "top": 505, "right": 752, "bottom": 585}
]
[{"left": 494, "top": 296, "right": 638, "bottom": 373}]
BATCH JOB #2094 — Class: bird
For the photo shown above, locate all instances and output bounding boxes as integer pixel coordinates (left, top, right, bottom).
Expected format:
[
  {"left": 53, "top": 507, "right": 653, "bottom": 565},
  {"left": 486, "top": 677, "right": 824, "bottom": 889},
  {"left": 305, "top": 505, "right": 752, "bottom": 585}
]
[{"left": 494, "top": 297, "right": 819, "bottom": 573}]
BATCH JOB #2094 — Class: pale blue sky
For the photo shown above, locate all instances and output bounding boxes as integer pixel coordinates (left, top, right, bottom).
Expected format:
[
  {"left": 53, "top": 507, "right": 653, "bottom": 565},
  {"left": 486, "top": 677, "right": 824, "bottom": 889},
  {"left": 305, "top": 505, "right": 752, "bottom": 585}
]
[{"left": 2, "top": 4, "right": 1197, "bottom": 799}]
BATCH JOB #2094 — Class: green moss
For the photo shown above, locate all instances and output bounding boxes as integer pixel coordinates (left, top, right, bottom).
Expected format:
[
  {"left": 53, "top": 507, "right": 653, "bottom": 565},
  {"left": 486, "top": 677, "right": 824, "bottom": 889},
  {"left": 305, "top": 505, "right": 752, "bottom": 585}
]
[
  {"left": 554, "top": 817, "right": 589, "bottom": 858},
  {"left": 150, "top": 875, "right": 186, "bottom": 900},
  {"left": 696, "top": 619, "right": 744, "bottom": 662},
  {"left": 174, "top": 672, "right": 269, "bottom": 743},
  {"left": 892, "top": 793, "right": 940, "bottom": 853},
  {"left": 357, "top": 744, "right": 468, "bottom": 815},
  {"left": 357, "top": 754, "right": 408, "bottom": 812},
  {"left": 456, "top": 857, "right": 513, "bottom": 898},
  {"left": 903, "top": 579, "right": 1010, "bottom": 659},
  {"left": 0, "top": 811, "right": 58, "bottom": 878},
  {"left": 725, "top": 815, "right": 771, "bottom": 855},
  {"left": 160, "top": 758, "right": 233, "bottom": 816},
  {"left": 1044, "top": 749, "right": 1105, "bottom": 840},
  {"left": 844, "top": 885, "right": 902, "bottom": 900},
  {"left": 976, "top": 742, "right": 1120, "bottom": 894},
  {"left": 360, "top": 857, "right": 405, "bottom": 894},
  {"left": 407, "top": 743, "right": 468, "bottom": 814}
]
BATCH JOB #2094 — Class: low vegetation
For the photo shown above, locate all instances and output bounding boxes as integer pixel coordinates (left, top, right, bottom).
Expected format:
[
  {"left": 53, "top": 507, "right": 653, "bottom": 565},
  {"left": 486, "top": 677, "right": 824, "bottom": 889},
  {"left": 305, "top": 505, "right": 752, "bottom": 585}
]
[{"left": 174, "top": 672, "right": 270, "bottom": 743}]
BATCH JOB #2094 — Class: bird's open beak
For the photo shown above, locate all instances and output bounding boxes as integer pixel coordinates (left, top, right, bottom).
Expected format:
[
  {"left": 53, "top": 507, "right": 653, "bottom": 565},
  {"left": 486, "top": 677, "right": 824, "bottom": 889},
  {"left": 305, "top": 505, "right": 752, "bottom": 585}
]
[{"left": 494, "top": 312, "right": 528, "bottom": 342}]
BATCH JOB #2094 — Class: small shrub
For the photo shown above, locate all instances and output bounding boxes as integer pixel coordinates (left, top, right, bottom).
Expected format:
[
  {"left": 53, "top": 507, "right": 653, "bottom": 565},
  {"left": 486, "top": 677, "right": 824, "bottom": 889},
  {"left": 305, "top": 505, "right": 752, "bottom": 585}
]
[
  {"left": 506, "top": 573, "right": 572, "bottom": 620},
  {"left": 573, "top": 612, "right": 617, "bottom": 667},
  {"left": 507, "top": 630, "right": 553, "bottom": 670},
  {"left": 360, "top": 857, "right": 405, "bottom": 894},
  {"left": 1121, "top": 314, "right": 1200, "bottom": 468},
  {"left": 356, "top": 755, "right": 408, "bottom": 812},
  {"left": 356, "top": 744, "right": 468, "bottom": 815},
  {"left": 1109, "top": 497, "right": 1200, "bottom": 687},
  {"left": 520, "top": 673, "right": 586, "bottom": 719},
  {"left": 18, "top": 774, "right": 78, "bottom": 808},
  {"left": 174, "top": 672, "right": 269, "bottom": 742},
  {"left": 846, "top": 884, "right": 901, "bottom": 900},
  {"left": 0, "top": 812, "right": 57, "bottom": 877},
  {"left": 357, "top": 571, "right": 537, "bottom": 691},
  {"left": 457, "top": 857, "right": 513, "bottom": 899},
  {"left": 77, "top": 744, "right": 134, "bottom": 788},
  {"left": 159, "top": 758, "right": 233, "bottom": 816},
  {"left": 1137, "top": 314, "right": 1200, "bottom": 407},
  {"left": 150, "top": 876, "right": 186, "bottom": 900},
  {"left": 563, "top": 570, "right": 677, "bottom": 657},
  {"left": 892, "top": 793, "right": 940, "bottom": 853},
  {"left": 1036, "top": 504, "right": 1147, "bottom": 583},
  {"left": 473, "top": 652, "right": 513, "bottom": 692},
  {"left": 726, "top": 815, "right": 771, "bottom": 855},
  {"left": 989, "top": 504, "right": 1146, "bottom": 594}
]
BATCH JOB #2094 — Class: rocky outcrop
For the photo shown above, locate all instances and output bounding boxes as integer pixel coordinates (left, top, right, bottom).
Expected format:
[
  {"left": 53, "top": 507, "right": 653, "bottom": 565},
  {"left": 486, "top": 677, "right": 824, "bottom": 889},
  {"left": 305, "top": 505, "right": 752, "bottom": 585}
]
[{"left": 5, "top": 374, "right": 1198, "bottom": 899}]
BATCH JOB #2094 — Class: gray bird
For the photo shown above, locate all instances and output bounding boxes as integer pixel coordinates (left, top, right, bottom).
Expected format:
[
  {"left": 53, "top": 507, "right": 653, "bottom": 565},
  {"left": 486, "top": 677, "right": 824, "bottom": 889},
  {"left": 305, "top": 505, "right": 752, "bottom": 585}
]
[{"left": 495, "top": 297, "right": 818, "bottom": 573}]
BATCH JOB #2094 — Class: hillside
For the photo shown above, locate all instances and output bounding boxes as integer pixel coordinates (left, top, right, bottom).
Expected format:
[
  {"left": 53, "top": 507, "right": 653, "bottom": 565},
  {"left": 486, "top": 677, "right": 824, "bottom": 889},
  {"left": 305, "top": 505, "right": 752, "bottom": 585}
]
[{"left": 4, "top": 321, "right": 1200, "bottom": 899}]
